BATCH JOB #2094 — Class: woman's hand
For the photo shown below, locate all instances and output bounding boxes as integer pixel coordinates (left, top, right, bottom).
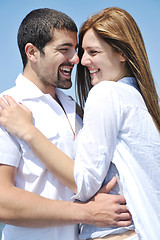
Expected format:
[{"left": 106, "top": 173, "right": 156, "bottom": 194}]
[{"left": 0, "top": 95, "right": 34, "bottom": 140}]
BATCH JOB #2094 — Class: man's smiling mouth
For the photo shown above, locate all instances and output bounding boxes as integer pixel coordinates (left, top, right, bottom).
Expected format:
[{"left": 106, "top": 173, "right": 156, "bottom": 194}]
[{"left": 59, "top": 66, "right": 72, "bottom": 77}]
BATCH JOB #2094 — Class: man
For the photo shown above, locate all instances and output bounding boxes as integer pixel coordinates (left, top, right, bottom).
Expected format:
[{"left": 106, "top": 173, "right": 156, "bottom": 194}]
[{"left": 0, "top": 8, "right": 131, "bottom": 240}]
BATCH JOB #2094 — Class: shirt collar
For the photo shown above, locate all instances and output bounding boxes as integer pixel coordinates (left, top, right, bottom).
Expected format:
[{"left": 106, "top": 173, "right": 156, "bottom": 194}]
[
  {"left": 15, "top": 74, "right": 45, "bottom": 100},
  {"left": 118, "top": 77, "right": 140, "bottom": 92},
  {"left": 15, "top": 74, "right": 74, "bottom": 105}
]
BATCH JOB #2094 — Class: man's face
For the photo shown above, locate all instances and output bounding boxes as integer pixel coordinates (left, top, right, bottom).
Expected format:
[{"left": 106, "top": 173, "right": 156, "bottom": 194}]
[{"left": 36, "top": 29, "right": 79, "bottom": 90}]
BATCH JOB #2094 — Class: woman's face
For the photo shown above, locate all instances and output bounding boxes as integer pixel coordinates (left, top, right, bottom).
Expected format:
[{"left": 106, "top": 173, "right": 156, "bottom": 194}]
[{"left": 81, "top": 28, "right": 126, "bottom": 86}]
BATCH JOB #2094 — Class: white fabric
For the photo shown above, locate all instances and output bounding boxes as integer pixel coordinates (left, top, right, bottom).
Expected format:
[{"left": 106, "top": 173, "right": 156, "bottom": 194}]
[
  {"left": 73, "top": 77, "right": 160, "bottom": 239},
  {"left": 0, "top": 74, "right": 82, "bottom": 240}
]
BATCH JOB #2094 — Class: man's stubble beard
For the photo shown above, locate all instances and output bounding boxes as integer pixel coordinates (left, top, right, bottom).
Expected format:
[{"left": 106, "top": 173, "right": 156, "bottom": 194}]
[{"left": 55, "top": 72, "right": 72, "bottom": 89}]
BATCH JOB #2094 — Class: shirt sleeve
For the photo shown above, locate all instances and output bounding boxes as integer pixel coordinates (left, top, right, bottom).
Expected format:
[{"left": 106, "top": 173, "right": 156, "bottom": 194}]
[
  {"left": 73, "top": 81, "right": 122, "bottom": 201},
  {"left": 0, "top": 126, "right": 21, "bottom": 167}
]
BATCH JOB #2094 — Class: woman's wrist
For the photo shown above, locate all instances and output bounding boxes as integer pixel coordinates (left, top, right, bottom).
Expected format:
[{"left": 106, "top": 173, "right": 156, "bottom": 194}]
[{"left": 19, "top": 124, "right": 38, "bottom": 143}]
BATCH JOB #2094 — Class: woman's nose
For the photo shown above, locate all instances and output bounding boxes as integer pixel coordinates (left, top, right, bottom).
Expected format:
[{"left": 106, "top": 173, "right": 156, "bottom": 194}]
[{"left": 81, "top": 52, "right": 91, "bottom": 66}]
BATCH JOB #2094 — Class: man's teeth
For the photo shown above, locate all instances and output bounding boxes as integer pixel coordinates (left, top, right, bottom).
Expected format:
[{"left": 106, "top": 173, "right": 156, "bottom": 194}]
[
  {"left": 89, "top": 69, "right": 98, "bottom": 74},
  {"left": 60, "top": 67, "right": 71, "bottom": 73}
]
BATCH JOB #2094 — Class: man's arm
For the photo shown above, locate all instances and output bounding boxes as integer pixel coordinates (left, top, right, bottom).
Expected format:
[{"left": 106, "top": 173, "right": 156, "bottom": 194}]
[{"left": 0, "top": 164, "right": 131, "bottom": 228}]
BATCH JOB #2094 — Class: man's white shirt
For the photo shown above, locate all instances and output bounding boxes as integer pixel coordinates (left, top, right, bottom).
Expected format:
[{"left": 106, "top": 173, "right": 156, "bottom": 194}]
[{"left": 0, "top": 74, "right": 83, "bottom": 240}]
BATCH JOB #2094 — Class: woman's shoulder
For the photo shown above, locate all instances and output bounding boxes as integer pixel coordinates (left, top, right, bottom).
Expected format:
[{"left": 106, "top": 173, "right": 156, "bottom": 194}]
[
  {"left": 87, "top": 79, "right": 143, "bottom": 107},
  {"left": 86, "top": 81, "right": 120, "bottom": 108},
  {"left": 88, "top": 80, "right": 127, "bottom": 99},
  {"left": 89, "top": 81, "right": 117, "bottom": 95},
  {"left": 90, "top": 79, "right": 133, "bottom": 92}
]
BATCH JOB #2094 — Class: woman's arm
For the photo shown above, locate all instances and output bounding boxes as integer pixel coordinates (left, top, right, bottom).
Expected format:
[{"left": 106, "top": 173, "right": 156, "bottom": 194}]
[
  {"left": 74, "top": 82, "right": 121, "bottom": 201},
  {"left": 0, "top": 95, "right": 76, "bottom": 192},
  {"left": 21, "top": 124, "right": 76, "bottom": 192}
]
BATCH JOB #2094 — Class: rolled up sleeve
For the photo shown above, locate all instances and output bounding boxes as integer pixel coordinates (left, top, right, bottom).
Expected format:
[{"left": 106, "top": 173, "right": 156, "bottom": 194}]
[{"left": 73, "top": 82, "right": 121, "bottom": 201}]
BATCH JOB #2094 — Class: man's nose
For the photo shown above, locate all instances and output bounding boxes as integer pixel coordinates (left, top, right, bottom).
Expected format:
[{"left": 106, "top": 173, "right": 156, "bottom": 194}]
[{"left": 69, "top": 51, "right": 79, "bottom": 65}]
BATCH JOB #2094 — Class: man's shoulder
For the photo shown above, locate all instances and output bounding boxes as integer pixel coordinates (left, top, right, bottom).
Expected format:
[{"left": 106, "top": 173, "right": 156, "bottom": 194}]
[
  {"left": 0, "top": 74, "right": 22, "bottom": 97},
  {"left": 0, "top": 85, "right": 17, "bottom": 98}
]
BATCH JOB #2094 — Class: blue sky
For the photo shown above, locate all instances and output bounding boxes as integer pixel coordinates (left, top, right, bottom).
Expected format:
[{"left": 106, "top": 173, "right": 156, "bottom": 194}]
[{"left": 0, "top": 0, "right": 160, "bottom": 100}]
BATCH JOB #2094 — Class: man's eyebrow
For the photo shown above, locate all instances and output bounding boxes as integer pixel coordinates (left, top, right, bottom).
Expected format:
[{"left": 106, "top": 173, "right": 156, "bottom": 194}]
[
  {"left": 58, "top": 43, "right": 79, "bottom": 49},
  {"left": 58, "top": 43, "right": 73, "bottom": 47}
]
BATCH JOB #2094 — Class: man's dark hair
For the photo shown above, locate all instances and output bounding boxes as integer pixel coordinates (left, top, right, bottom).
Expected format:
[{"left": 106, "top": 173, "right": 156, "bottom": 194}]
[{"left": 17, "top": 8, "right": 78, "bottom": 68}]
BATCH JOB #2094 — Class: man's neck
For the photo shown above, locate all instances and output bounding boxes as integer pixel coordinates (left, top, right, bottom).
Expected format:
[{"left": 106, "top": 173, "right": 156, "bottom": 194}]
[{"left": 23, "top": 68, "right": 56, "bottom": 99}]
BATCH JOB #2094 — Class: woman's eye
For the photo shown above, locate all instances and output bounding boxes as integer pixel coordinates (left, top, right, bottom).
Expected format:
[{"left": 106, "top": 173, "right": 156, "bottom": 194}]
[{"left": 90, "top": 50, "right": 98, "bottom": 55}]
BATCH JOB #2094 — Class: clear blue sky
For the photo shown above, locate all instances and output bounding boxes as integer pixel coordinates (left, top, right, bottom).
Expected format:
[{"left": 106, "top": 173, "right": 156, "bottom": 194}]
[{"left": 0, "top": 0, "right": 160, "bottom": 100}]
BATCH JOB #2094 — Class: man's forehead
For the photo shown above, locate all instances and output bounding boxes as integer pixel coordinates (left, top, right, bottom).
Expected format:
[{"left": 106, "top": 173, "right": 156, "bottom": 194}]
[
  {"left": 51, "top": 29, "right": 77, "bottom": 48},
  {"left": 53, "top": 29, "right": 77, "bottom": 40}
]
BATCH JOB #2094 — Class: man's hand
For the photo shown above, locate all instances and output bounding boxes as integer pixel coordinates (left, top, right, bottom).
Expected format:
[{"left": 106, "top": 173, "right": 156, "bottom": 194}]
[{"left": 84, "top": 177, "right": 132, "bottom": 227}]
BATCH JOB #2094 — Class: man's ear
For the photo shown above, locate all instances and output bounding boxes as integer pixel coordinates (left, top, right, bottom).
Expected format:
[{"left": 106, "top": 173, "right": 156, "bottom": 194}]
[{"left": 25, "top": 43, "right": 38, "bottom": 63}]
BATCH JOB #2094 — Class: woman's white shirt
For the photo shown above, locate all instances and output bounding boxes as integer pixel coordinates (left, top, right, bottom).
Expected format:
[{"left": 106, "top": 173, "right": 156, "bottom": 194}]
[{"left": 73, "top": 77, "right": 160, "bottom": 239}]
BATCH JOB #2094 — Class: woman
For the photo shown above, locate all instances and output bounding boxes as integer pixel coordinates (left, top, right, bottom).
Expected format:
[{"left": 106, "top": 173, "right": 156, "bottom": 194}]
[{"left": 0, "top": 7, "right": 160, "bottom": 240}]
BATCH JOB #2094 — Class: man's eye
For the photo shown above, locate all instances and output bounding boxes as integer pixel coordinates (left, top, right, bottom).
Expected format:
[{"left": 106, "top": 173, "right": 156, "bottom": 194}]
[{"left": 59, "top": 48, "right": 69, "bottom": 52}]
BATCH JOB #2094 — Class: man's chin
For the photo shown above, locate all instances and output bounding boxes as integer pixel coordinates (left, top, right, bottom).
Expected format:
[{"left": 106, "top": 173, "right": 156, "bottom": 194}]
[{"left": 57, "top": 79, "right": 72, "bottom": 90}]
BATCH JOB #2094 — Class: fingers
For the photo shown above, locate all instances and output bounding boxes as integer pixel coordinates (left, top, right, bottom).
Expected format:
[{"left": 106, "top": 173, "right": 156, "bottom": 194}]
[
  {"left": 116, "top": 195, "right": 127, "bottom": 205},
  {"left": 105, "top": 176, "right": 117, "bottom": 193},
  {"left": 0, "top": 95, "right": 31, "bottom": 118},
  {"left": 110, "top": 211, "right": 132, "bottom": 227},
  {"left": 114, "top": 200, "right": 132, "bottom": 226},
  {"left": 99, "top": 176, "right": 117, "bottom": 194},
  {"left": 0, "top": 95, "right": 19, "bottom": 111},
  {"left": 116, "top": 212, "right": 132, "bottom": 227},
  {"left": 116, "top": 219, "right": 133, "bottom": 227},
  {"left": 19, "top": 103, "right": 30, "bottom": 112},
  {"left": 118, "top": 212, "right": 132, "bottom": 220},
  {"left": 3, "top": 95, "right": 30, "bottom": 113},
  {"left": 0, "top": 95, "right": 28, "bottom": 114},
  {"left": 3, "top": 95, "right": 18, "bottom": 106},
  {"left": 88, "top": 192, "right": 132, "bottom": 228},
  {"left": 0, "top": 97, "right": 10, "bottom": 110},
  {"left": 118, "top": 204, "right": 130, "bottom": 214}
]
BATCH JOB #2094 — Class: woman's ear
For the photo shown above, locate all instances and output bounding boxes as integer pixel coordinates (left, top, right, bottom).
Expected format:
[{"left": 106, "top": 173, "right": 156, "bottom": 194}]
[
  {"left": 25, "top": 43, "right": 38, "bottom": 63},
  {"left": 119, "top": 52, "right": 127, "bottom": 62}
]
